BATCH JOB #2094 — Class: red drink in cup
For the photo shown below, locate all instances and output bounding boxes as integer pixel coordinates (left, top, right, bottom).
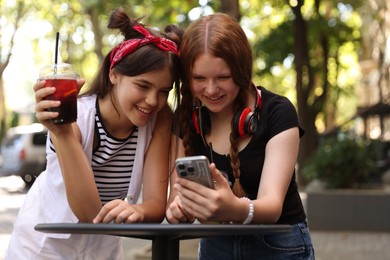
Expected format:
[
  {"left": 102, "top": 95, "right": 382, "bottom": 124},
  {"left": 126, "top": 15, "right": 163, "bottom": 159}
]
[
  {"left": 39, "top": 63, "right": 79, "bottom": 124},
  {"left": 44, "top": 78, "right": 78, "bottom": 124}
]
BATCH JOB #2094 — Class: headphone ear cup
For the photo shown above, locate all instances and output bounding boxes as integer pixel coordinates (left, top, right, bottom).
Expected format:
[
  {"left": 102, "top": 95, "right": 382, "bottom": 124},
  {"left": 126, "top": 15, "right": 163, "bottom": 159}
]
[
  {"left": 233, "top": 108, "right": 258, "bottom": 137},
  {"left": 192, "top": 106, "right": 211, "bottom": 135},
  {"left": 233, "top": 108, "right": 250, "bottom": 137},
  {"left": 245, "top": 112, "right": 259, "bottom": 135}
]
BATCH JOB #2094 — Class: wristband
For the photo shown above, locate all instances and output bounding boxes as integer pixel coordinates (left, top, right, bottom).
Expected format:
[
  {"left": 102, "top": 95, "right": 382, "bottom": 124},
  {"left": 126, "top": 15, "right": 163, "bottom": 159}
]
[{"left": 241, "top": 197, "right": 254, "bottom": 224}]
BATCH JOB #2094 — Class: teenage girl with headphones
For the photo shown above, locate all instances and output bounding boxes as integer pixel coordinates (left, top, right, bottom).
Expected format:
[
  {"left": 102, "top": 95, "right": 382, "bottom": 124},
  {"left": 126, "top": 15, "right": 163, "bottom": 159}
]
[{"left": 166, "top": 13, "right": 315, "bottom": 259}]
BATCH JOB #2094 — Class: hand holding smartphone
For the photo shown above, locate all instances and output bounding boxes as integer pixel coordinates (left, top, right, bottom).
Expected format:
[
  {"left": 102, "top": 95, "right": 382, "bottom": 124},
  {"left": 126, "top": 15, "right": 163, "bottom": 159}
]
[{"left": 175, "top": 155, "right": 214, "bottom": 188}]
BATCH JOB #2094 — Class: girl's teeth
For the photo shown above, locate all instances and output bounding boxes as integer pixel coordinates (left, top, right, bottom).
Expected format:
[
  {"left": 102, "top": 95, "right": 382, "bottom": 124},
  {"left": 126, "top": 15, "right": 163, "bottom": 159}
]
[{"left": 138, "top": 106, "right": 151, "bottom": 114}]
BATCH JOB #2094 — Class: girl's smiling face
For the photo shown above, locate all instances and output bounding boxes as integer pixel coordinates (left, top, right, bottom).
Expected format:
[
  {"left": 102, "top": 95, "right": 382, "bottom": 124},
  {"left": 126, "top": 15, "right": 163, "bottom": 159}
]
[
  {"left": 191, "top": 54, "right": 239, "bottom": 115},
  {"left": 110, "top": 66, "right": 173, "bottom": 126}
]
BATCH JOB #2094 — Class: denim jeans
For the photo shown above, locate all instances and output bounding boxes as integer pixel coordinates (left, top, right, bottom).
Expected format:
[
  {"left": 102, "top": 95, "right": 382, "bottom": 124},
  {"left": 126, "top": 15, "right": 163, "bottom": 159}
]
[{"left": 199, "top": 220, "right": 315, "bottom": 260}]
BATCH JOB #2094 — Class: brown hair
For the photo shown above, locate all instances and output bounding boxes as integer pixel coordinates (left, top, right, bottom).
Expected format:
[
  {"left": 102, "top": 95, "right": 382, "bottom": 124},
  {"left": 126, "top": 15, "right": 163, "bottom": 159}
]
[
  {"left": 176, "top": 13, "right": 254, "bottom": 197},
  {"left": 82, "top": 7, "right": 183, "bottom": 116}
]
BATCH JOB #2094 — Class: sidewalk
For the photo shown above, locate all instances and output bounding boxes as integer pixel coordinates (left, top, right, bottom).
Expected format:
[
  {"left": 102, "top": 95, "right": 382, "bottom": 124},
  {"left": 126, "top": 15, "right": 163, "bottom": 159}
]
[{"left": 2, "top": 230, "right": 389, "bottom": 260}]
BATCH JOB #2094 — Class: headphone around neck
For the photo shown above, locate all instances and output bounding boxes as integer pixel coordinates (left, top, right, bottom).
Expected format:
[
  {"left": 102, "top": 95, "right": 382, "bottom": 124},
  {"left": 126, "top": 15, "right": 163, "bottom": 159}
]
[{"left": 192, "top": 86, "right": 262, "bottom": 138}]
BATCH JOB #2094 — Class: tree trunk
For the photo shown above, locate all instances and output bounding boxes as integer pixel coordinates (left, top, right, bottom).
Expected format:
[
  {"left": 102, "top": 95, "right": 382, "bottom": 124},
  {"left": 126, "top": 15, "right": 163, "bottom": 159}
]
[
  {"left": 220, "top": 0, "right": 241, "bottom": 20},
  {"left": 86, "top": 8, "right": 104, "bottom": 63},
  {"left": 291, "top": 1, "right": 319, "bottom": 186},
  {"left": 0, "top": 2, "right": 26, "bottom": 138}
]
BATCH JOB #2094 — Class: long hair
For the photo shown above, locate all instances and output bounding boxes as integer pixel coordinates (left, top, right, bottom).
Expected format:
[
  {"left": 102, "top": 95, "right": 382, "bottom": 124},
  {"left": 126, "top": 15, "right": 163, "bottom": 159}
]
[{"left": 176, "top": 13, "right": 254, "bottom": 197}]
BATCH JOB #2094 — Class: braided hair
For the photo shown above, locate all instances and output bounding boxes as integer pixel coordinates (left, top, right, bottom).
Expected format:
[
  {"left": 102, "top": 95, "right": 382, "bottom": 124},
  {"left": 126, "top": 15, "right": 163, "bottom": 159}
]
[{"left": 176, "top": 13, "right": 254, "bottom": 197}]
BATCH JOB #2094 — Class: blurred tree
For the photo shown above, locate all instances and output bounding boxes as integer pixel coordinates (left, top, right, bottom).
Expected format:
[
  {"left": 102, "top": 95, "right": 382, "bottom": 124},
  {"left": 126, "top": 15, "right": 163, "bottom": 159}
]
[
  {"left": 290, "top": 0, "right": 363, "bottom": 184},
  {"left": 28, "top": 0, "right": 201, "bottom": 87},
  {"left": 3, "top": 0, "right": 387, "bottom": 188},
  {"left": 221, "top": 0, "right": 241, "bottom": 19},
  {"left": 250, "top": 0, "right": 363, "bottom": 184},
  {"left": 0, "top": 0, "right": 31, "bottom": 139}
]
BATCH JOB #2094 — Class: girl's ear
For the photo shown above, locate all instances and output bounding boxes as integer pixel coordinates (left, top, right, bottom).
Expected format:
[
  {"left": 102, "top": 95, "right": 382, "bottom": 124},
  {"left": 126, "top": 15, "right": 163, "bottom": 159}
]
[{"left": 109, "top": 69, "right": 119, "bottom": 85}]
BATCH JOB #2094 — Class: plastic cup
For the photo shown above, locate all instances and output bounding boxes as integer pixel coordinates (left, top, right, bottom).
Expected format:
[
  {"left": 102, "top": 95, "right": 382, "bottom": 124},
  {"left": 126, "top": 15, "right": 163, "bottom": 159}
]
[{"left": 39, "top": 63, "right": 79, "bottom": 124}]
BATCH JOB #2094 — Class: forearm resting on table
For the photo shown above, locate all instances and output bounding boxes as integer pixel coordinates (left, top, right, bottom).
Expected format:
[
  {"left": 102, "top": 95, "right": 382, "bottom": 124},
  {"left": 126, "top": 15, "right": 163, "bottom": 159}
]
[
  {"left": 136, "top": 197, "right": 167, "bottom": 223},
  {"left": 252, "top": 196, "right": 284, "bottom": 224}
]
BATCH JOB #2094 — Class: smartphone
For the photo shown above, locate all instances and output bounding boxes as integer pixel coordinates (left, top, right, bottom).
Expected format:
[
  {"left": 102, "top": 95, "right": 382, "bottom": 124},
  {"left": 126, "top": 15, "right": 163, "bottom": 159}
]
[{"left": 175, "top": 155, "right": 214, "bottom": 188}]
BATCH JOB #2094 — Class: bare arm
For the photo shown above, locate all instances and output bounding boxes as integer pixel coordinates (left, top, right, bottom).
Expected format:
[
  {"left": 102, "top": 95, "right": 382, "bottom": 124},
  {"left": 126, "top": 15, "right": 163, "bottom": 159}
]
[
  {"left": 51, "top": 126, "right": 101, "bottom": 222},
  {"left": 34, "top": 80, "right": 101, "bottom": 222},
  {"left": 253, "top": 127, "right": 300, "bottom": 223},
  {"left": 136, "top": 105, "right": 172, "bottom": 222},
  {"left": 93, "top": 105, "right": 172, "bottom": 223},
  {"left": 171, "top": 127, "right": 300, "bottom": 224}
]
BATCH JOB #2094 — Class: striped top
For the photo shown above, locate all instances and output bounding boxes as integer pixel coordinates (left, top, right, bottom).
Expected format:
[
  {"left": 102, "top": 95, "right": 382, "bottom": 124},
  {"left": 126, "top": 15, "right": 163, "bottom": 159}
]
[
  {"left": 48, "top": 104, "right": 139, "bottom": 206},
  {"left": 91, "top": 111, "right": 138, "bottom": 205}
]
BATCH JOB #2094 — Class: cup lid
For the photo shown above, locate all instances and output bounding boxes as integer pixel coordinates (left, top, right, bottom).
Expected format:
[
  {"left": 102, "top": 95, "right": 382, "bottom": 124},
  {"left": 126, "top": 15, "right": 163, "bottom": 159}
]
[{"left": 39, "top": 63, "right": 78, "bottom": 79}]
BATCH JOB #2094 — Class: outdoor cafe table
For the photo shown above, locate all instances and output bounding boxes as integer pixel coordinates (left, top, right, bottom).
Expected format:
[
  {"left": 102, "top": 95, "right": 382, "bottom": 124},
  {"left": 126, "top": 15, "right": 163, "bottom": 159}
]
[{"left": 34, "top": 223, "right": 292, "bottom": 260}]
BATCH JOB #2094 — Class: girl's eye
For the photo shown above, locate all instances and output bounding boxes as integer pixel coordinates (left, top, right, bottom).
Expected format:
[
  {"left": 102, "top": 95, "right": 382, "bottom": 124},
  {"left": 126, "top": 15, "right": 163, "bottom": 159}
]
[
  {"left": 219, "top": 75, "right": 231, "bottom": 80},
  {"left": 192, "top": 76, "right": 205, "bottom": 81},
  {"left": 138, "top": 84, "right": 149, "bottom": 89}
]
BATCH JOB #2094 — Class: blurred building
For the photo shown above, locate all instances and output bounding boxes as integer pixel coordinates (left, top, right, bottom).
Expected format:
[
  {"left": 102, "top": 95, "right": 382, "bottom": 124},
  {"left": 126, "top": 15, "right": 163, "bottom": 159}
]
[{"left": 357, "top": 59, "right": 390, "bottom": 141}]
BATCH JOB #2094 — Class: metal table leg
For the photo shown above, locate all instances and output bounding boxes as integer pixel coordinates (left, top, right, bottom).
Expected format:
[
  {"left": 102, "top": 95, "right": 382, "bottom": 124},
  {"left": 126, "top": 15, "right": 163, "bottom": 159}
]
[{"left": 152, "top": 236, "right": 179, "bottom": 260}]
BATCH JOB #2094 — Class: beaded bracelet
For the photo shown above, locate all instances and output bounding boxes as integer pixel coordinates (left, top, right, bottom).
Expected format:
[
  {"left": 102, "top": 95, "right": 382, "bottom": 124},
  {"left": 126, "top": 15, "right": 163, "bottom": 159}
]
[{"left": 241, "top": 197, "right": 254, "bottom": 224}]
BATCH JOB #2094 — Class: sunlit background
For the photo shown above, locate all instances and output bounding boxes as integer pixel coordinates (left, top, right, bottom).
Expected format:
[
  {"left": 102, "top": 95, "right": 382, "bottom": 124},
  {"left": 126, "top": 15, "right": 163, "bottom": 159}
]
[
  {"left": 1, "top": 0, "right": 390, "bottom": 186},
  {"left": 1, "top": 0, "right": 218, "bottom": 118}
]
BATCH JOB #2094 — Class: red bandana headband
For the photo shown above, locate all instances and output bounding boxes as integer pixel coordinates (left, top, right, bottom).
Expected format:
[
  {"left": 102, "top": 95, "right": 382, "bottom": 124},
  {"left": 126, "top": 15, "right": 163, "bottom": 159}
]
[{"left": 109, "top": 25, "right": 179, "bottom": 70}]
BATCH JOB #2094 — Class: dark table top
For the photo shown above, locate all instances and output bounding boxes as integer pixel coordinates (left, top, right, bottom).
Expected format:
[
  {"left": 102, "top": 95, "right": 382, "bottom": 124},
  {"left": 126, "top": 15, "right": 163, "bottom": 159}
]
[{"left": 35, "top": 223, "right": 292, "bottom": 240}]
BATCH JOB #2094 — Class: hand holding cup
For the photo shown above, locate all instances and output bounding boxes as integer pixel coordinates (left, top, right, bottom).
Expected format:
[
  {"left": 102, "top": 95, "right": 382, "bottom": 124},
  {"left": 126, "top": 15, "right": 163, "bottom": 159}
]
[{"left": 38, "top": 63, "right": 79, "bottom": 124}]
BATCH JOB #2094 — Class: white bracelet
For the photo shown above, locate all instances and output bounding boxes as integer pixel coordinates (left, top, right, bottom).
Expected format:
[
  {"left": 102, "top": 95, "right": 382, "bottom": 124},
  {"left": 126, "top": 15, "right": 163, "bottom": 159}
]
[{"left": 241, "top": 197, "right": 254, "bottom": 224}]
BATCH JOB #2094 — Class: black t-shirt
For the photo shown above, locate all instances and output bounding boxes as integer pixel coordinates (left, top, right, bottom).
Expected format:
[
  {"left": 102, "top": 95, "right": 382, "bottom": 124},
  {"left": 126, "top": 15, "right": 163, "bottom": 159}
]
[{"left": 189, "top": 86, "right": 306, "bottom": 225}]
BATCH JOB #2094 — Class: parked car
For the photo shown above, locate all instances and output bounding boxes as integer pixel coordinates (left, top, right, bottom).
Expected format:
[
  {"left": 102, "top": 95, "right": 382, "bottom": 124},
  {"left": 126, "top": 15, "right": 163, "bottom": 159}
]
[{"left": 0, "top": 123, "right": 47, "bottom": 187}]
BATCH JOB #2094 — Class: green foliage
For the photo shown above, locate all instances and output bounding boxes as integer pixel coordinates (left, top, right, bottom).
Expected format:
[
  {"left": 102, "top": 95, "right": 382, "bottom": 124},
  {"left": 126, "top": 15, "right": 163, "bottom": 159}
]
[
  {"left": 254, "top": 21, "right": 294, "bottom": 75},
  {"left": 302, "top": 136, "right": 382, "bottom": 189},
  {"left": 10, "top": 112, "right": 20, "bottom": 128}
]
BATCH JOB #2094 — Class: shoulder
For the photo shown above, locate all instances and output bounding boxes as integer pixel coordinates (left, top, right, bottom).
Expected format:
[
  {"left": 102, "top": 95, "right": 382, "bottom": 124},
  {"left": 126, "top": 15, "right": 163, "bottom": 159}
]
[
  {"left": 76, "top": 94, "right": 97, "bottom": 141},
  {"left": 259, "top": 86, "right": 295, "bottom": 109},
  {"left": 259, "top": 86, "right": 298, "bottom": 120},
  {"left": 77, "top": 94, "right": 96, "bottom": 109},
  {"left": 257, "top": 86, "right": 304, "bottom": 137},
  {"left": 76, "top": 94, "right": 97, "bottom": 123}
]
